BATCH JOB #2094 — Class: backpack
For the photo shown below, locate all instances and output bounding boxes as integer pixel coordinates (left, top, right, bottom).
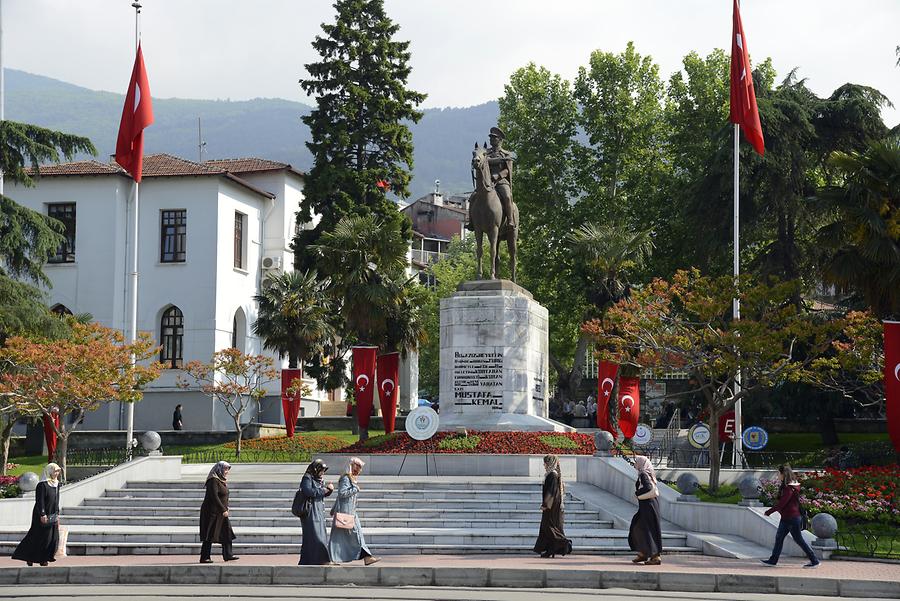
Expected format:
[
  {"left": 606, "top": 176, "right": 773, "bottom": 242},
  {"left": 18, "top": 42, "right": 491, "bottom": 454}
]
[{"left": 292, "top": 488, "right": 312, "bottom": 519}]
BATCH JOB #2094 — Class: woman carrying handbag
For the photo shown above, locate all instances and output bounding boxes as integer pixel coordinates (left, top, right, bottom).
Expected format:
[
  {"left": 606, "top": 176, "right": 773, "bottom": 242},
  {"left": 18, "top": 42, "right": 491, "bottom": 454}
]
[
  {"left": 328, "top": 457, "right": 379, "bottom": 565},
  {"left": 298, "top": 459, "right": 334, "bottom": 565},
  {"left": 12, "top": 463, "right": 61, "bottom": 566},
  {"left": 628, "top": 455, "right": 663, "bottom": 565}
]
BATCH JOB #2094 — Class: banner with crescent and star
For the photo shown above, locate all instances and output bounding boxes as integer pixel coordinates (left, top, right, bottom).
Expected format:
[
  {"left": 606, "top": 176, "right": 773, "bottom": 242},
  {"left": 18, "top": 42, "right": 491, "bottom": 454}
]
[
  {"left": 617, "top": 376, "right": 641, "bottom": 439},
  {"left": 377, "top": 352, "right": 400, "bottom": 434},
  {"left": 597, "top": 361, "right": 619, "bottom": 434},
  {"left": 885, "top": 321, "right": 900, "bottom": 453},
  {"left": 352, "top": 346, "right": 378, "bottom": 430},
  {"left": 280, "top": 368, "right": 303, "bottom": 438}
]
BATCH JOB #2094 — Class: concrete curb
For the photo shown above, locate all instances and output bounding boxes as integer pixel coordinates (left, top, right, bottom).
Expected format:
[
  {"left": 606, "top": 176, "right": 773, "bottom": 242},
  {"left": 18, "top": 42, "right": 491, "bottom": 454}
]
[{"left": 1, "top": 565, "right": 898, "bottom": 598}]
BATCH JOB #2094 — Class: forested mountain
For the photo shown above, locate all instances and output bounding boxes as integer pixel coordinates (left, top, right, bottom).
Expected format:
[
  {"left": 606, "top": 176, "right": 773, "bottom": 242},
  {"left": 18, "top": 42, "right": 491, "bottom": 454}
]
[{"left": 4, "top": 69, "right": 497, "bottom": 198}]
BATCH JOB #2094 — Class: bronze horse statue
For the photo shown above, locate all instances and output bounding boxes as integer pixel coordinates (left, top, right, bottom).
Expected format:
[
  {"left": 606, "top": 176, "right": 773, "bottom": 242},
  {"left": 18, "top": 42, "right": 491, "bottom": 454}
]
[{"left": 468, "top": 143, "right": 517, "bottom": 281}]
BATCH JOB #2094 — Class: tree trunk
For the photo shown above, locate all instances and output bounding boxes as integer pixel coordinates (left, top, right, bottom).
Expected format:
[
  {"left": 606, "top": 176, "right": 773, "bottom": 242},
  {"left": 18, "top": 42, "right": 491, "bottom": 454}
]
[
  {"left": 349, "top": 405, "right": 359, "bottom": 435},
  {"left": 0, "top": 417, "right": 13, "bottom": 476},
  {"left": 288, "top": 353, "right": 298, "bottom": 370},
  {"left": 234, "top": 416, "right": 242, "bottom": 458},
  {"left": 707, "top": 402, "right": 721, "bottom": 493},
  {"left": 57, "top": 434, "right": 69, "bottom": 483},
  {"left": 818, "top": 414, "right": 840, "bottom": 446},
  {"left": 549, "top": 334, "right": 590, "bottom": 409}
]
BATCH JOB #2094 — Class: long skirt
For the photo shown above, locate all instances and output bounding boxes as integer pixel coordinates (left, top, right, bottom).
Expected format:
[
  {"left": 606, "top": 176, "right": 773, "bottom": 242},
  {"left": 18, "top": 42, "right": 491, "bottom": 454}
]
[
  {"left": 12, "top": 522, "right": 59, "bottom": 564},
  {"left": 299, "top": 504, "right": 330, "bottom": 565},
  {"left": 533, "top": 506, "right": 573, "bottom": 555},
  {"left": 628, "top": 498, "right": 663, "bottom": 557}
]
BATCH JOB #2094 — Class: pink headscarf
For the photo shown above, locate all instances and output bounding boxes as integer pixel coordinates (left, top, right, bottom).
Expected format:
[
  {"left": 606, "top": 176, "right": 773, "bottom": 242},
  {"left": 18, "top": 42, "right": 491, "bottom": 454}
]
[{"left": 634, "top": 455, "right": 657, "bottom": 485}]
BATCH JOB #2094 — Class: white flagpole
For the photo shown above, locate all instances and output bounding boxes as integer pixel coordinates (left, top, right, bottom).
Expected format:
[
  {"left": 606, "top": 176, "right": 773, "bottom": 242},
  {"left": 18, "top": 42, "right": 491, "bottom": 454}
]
[
  {"left": 125, "top": 1, "right": 142, "bottom": 459},
  {"left": 0, "top": 0, "right": 5, "bottom": 197},
  {"left": 732, "top": 123, "right": 743, "bottom": 467}
]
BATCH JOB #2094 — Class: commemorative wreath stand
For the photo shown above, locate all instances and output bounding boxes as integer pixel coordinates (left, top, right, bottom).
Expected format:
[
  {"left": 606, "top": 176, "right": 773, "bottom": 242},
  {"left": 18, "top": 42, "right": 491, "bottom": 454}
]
[{"left": 398, "top": 406, "right": 440, "bottom": 477}]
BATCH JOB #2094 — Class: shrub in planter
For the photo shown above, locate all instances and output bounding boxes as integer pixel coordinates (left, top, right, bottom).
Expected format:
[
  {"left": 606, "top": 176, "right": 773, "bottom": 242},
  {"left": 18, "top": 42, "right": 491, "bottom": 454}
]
[{"left": 438, "top": 434, "right": 482, "bottom": 451}]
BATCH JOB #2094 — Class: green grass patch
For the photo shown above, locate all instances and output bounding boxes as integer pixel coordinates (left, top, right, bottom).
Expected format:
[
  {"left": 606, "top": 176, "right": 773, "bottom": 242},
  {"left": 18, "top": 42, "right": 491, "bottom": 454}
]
[
  {"left": 833, "top": 518, "right": 900, "bottom": 560},
  {"left": 539, "top": 435, "right": 580, "bottom": 450},
  {"left": 5, "top": 455, "right": 48, "bottom": 477},
  {"left": 437, "top": 434, "right": 482, "bottom": 451},
  {"left": 361, "top": 432, "right": 401, "bottom": 449},
  {"left": 692, "top": 483, "right": 742, "bottom": 505}
]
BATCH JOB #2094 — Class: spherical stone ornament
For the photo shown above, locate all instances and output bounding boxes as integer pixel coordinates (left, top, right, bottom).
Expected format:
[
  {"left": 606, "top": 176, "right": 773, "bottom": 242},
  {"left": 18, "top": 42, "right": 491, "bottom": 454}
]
[
  {"left": 676, "top": 472, "right": 700, "bottom": 495},
  {"left": 140, "top": 431, "right": 162, "bottom": 451},
  {"left": 738, "top": 476, "right": 761, "bottom": 499},
  {"left": 18, "top": 471, "right": 39, "bottom": 492},
  {"left": 594, "top": 431, "right": 614, "bottom": 451},
  {"left": 811, "top": 512, "right": 838, "bottom": 538}
]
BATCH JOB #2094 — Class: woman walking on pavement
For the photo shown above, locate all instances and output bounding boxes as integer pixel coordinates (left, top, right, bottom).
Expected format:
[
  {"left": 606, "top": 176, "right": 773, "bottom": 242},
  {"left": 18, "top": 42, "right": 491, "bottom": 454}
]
[
  {"left": 533, "top": 454, "right": 573, "bottom": 558},
  {"left": 761, "top": 465, "right": 820, "bottom": 568},
  {"left": 12, "top": 463, "right": 61, "bottom": 566},
  {"left": 299, "top": 458, "right": 334, "bottom": 565},
  {"left": 328, "top": 457, "right": 379, "bottom": 565},
  {"left": 628, "top": 455, "right": 663, "bottom": 565},
  {"left": 199, "top": 461, "right": 238, "bottom": 563}
]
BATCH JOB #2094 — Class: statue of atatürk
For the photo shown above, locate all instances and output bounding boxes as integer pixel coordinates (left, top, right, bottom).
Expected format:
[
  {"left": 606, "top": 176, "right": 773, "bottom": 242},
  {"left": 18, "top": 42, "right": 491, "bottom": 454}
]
[{"left": 486, "top": 126, "right": 516, "bottom": 232}]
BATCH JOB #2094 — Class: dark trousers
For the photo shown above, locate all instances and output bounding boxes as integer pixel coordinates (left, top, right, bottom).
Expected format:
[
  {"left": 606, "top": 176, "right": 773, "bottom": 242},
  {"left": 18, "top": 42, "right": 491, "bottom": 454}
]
[
  {"left": 768, "top": 516, "right": 817, "bottom": 563},
  {"left": 200, "top": 539, "right": 233, "bottom": 560}
]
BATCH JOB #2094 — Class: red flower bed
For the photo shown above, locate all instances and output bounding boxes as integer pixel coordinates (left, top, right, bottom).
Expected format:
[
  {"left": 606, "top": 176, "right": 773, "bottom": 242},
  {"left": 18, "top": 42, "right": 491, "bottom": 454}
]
[{"left": 339, "top": 431, "right": 595, "bottom": 455}]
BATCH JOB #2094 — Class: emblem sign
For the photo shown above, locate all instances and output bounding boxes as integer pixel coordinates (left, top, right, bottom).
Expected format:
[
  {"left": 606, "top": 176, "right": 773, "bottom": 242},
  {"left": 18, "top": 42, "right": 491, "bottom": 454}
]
[
  {"left": 688, "top": 423, "right": 711, "bottom": 449},
  {"left": 405, "top": 406, "right": 440, "bottom": 441},
  {"left": 633, "top": 424, "right": 653, "bottom": 446},
  {"left": 741, "top": 426, "right": 769, "bottom": 451}
]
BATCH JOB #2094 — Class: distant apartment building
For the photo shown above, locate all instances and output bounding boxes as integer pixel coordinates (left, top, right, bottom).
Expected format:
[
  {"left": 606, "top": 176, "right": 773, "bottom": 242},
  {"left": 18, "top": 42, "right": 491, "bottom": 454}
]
[{"left": 401, "top": 190, "right": 469, "bottom": 285}]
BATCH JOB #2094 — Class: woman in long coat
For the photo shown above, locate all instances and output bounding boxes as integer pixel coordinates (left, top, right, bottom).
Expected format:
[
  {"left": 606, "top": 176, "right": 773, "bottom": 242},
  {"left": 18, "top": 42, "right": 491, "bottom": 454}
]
[
  {"left": 533, "top": 454, "right": 572, "bottom": 558},
  {"left": 299, "top": 458, "right": 333, "bottom": 565},
  {"left": 328, "top": 457, "right": 379, "bottom": 565},
  {"left": 199, "top": 461, "right": 237, "bottom": 563},
  {"left": 12, "top": 463, "right": 61, "bottom": 566},
  {"left": 628, "top": 455, "right": 663, "bottom": 565}
]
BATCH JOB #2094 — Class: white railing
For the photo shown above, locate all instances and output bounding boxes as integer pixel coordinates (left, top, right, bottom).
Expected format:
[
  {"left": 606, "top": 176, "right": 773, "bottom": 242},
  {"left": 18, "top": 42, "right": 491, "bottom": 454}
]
[{"left": 411, "top": 249, "right": 446, "bottom": 264}]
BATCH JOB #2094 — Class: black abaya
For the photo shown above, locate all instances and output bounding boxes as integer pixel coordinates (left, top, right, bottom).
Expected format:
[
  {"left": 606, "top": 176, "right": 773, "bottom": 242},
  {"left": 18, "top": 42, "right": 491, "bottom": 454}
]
[
  {"left": 533, "top": 471, "right": 573, "bottom": 556},
  {"left": 12, "top": 481, "right": 60, "bottom": 564},
  {"left": 628, "top": 473, "right": 662, "bottom": 557}
]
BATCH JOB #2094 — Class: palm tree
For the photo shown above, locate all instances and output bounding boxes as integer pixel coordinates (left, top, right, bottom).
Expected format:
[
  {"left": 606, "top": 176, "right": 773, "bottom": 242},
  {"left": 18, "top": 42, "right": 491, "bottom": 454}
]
[
  {"left": 816, "top": 137, "right": 900, "bottom": 318},
  {"left": 252, "top": 270, "right": 333, "bottom": 368}
]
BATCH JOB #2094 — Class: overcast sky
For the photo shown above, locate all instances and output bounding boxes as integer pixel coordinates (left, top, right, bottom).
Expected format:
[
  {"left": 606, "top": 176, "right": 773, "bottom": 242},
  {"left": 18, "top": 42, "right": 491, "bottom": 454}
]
[{"left": 4, "top": 0, "right": 899, "bottom": 125}]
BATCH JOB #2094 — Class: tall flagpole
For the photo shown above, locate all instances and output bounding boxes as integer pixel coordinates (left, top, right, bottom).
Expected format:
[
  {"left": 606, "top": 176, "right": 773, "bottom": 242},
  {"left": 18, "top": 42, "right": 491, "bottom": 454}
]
[
  {"left": 732, "top": 123, "right": 743, "bottom": 467},
  {"left": 0, "top": 0, "right": 5, "bottom": 197},
  {"left": 125, "top": 0, "right": 142, "bottom": 459}
]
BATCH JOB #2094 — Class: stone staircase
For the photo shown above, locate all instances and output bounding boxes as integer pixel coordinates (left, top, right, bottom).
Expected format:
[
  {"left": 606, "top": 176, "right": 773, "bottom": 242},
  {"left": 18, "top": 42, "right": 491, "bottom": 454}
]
[{"left": 0, "top": 473, "right": 701, "bottom": 557}]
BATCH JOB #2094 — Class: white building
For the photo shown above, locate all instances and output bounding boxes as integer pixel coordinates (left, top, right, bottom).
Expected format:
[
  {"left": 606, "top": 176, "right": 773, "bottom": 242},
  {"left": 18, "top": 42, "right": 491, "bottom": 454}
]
[{"left": 11, "top": 154, "right": 334, "bottom": 431}]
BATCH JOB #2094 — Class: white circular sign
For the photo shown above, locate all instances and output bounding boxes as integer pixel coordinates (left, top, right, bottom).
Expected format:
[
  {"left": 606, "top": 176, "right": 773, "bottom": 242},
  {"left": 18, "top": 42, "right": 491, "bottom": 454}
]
[
  {"left": 633, "top": 424, "right": 653, "bottom": 446},
  {"left": 405, "top": 406, "right": 440, "bottom": 441},
  {"left": 688, "top": 423, "right": 711, "bottom": 449}
]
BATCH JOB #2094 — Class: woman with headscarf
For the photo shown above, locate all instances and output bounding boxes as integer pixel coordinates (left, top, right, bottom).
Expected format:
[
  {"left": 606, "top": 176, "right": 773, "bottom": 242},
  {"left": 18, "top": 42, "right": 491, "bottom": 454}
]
[
  {"left": 199, "top": 460, "right": 237, "bottom": 563},
  {"left": 628, "top": 455, "right": 663, "bottom": 565},
  {"left": 533, "top": 454, "right": 572, "bottom": 558},
  {"left": 299, "top": 458, "right": 334, "bottom": 565},
  {"left": 328, "top": 457, "right": 379, "bottom": 565},
  {"left": 12, "top": 463, "right": 61, "bottom": 566}
]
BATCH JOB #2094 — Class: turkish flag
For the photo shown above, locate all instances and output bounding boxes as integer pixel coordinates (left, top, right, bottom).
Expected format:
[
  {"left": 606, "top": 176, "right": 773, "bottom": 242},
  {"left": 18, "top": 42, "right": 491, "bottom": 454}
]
[
  {"left": 617, "top": 377, "right": 640, "bottom": 439},
  {"left": 352, "top": 346, "right": 378, "bottom": 430},
  {"left": 280, "top": 368, "right": 303, "bottom": 438},
  {"left": 597, "top": 361, "right": 619, "bottom": 434},
  {"left": 42, "top": 410, "right": 60, "bottom": 464},
  {"left": 115, "top": 44, "right": 154, "bottom": 181},
  {"left": 884, "top": 321, "right": 900, "bottom": 453},
  {"left": 377, "top": 352, "right": 400, "bottom": 434},
  {"left": 730, "top": 0, "right": 764, "bottom": 156}
]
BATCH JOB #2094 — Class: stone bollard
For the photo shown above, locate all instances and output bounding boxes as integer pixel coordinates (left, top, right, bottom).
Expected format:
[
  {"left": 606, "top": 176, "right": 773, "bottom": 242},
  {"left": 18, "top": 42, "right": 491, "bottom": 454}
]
[
  {"left": 810, "top": 513, "right": 838, "bottom": 559},
  {"left": 593, "top": 431, "right": 615, "bottom": 457},
  {"left": 140, "top": 431, "right": 163, "bottom": 456},
  {"left": 18, "top": 471, "right": 38, "bottom": 498},
  {"left": 738, "top": 476, "right": 763, "bottom": 507},
  {"left": 676, "top": 472, "right": 700, "bottom": 502}
]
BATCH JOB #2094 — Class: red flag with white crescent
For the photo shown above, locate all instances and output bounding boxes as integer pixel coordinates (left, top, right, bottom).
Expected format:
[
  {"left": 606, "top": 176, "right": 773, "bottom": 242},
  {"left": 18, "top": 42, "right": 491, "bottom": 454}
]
[
  {"left": 280, "top": 368, "right": 303, "bottom": 438},
  {"left": 597, "top": 361, "right": 619, "bottom": 434},
  {"left": 884, "top": 321, "right": 900, "bottom": 453},
  {"left": 377, "top": 352, "right": 400, "bottom": 434},
  {"left": 617, "top": 377, "right": 641, "bottom": 439},
  {"left": 730, "top": 0, "right": 765, "bottom": 156},
  {"left": 115, "top": 44, "right": 154, "bottom": 181},
  {"left": 352, "top": 346, "right": 378, "bottom": 430}
]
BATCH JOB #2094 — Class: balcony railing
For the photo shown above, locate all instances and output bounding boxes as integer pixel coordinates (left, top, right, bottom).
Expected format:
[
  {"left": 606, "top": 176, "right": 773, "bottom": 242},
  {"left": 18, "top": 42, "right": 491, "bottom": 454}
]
[{"left": 411, "top": 249, "right": 446, "bottom": 264}]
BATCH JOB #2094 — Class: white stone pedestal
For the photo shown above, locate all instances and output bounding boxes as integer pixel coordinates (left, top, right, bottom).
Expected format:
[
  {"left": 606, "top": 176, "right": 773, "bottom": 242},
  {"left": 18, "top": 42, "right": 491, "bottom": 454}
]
[{"left": 438, "top": 280, "right": 571, "bottom": 432}]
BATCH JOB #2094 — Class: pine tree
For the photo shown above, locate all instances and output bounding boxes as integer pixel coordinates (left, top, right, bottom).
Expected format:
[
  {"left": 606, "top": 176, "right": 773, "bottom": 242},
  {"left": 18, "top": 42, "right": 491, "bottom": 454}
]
[{"left": 295, "top": 0, "right": 425, "bottom": 269}]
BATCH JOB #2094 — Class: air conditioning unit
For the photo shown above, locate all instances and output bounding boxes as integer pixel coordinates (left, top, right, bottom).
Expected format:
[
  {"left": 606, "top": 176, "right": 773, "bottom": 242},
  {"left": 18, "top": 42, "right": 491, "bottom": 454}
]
[{"left": 262, "top": 255, "right": 283, "bottom": 270}]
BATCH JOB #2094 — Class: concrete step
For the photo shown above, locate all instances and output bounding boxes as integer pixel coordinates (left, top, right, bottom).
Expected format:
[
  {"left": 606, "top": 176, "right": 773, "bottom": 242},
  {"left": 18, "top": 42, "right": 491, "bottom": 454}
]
[
  {"left": 79, "top": 497, "right": 587, "bottom": 511},
  {"left": 104, "top": 488, "right": 573, "bottom": 501},
  {"left": 129, "top": 480, "right": 549, "bottom": 491}
]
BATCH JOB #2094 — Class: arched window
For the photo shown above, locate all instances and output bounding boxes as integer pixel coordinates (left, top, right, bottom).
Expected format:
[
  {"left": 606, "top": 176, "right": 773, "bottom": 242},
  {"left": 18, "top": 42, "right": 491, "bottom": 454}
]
[
  {"left": 50, "top": 304, "right": 73, "bottom": 316},
  {"left": 232, "top": 307, "right": 246, "bottom": 351},
  {"left": 160, "top": 306, "right": 184, "bottom": 368}
]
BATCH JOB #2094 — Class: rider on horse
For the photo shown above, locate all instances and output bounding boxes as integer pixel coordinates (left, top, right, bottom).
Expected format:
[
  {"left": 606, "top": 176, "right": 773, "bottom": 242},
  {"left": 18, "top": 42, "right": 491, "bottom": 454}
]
[{"left": 468, "top": 126, "right": 517, "bottom": 235}]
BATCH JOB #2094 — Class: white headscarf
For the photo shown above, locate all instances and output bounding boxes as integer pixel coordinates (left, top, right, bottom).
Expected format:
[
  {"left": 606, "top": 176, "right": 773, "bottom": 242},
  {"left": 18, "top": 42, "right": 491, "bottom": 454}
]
[
  {"left": 41, "top": 463, "right": 61, "bottom": 488},
  {"left": 344, "top": 457, "right": 365, "bottom": 482},
  {"left": 206, "top": 461, "right": 231, "bottom": 482},
  {"left": 633, "top": 455, "right": 657, "bottom": 485}
]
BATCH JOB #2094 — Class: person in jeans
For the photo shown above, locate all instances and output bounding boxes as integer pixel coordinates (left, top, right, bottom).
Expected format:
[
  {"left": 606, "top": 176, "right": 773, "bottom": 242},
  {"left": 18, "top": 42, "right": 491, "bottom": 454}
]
[{"left": 761, "top": 465, "right": 819, "bottom": 568}]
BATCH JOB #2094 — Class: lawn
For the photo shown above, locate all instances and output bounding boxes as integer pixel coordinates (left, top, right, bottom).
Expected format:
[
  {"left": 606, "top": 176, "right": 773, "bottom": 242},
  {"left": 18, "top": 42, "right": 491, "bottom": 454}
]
[
  {"left": 4, "top": 455, "right": 47, "bottom": 477},
  {"left": 163, "top": 430, "right": 385, "bottom": 463}
]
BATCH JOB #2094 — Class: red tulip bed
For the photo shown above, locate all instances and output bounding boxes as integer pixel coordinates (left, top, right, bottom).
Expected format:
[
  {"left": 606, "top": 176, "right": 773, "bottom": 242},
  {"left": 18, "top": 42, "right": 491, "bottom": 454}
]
[
  {"left": 0, "top": 475, "right": 19, "bottom": 499},
  {"left": 339, "top": 431, "right": 596, "bottom": 455},
  {"left": 223, "top": 433, "right": 348, "bottom": 454}
]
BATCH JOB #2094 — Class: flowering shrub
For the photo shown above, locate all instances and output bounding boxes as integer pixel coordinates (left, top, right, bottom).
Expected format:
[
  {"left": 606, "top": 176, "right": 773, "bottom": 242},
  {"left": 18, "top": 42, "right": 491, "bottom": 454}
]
[
  {"left": 224, "top": 433, "right": 347, "bottom": 454},
  {"left": 761, "top": 465, "right": 899, "bottom": 525},
  {"left": 5, "top": 463, "right": 19, "bottom": 471},
  {"left": 0, "top": 475, "right": 20, "bottom": 498},
  {"left": 340, "top": 431, "right": 595, "bottom": 455},
  {"left": 438, "top": 434, "right": 482, "bottom": 451}
]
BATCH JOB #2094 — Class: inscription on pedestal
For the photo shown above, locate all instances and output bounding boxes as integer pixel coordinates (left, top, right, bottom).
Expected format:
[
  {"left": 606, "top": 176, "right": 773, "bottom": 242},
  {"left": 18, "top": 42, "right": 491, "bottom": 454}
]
[{"left": 452, "top": 351, "right": 503, "bottom": 412}]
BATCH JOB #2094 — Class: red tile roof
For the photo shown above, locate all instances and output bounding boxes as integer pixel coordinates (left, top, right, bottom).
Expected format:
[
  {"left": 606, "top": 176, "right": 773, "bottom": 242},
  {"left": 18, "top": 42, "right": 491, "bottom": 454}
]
[
  {"left": 34, "top": 160, "right": 126, "bottom": 176},
  {"left": 205, "top": 157, "right": 304, "bottom": 177}
]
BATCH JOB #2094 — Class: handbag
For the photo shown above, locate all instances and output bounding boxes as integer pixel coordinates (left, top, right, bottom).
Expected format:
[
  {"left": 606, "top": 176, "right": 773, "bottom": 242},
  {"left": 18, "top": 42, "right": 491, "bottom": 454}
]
[
  {"left": 46, "top": 513, "right": 59, "bottom": 525},
  {"left": 291, "top": 489, "right": 312, "bottom": 519},
  {"left": 333, "top": 512, "right": 355, "bottom": 529},
  {"left": 637, "top": 484, "right": 659, "bottom": 501}
]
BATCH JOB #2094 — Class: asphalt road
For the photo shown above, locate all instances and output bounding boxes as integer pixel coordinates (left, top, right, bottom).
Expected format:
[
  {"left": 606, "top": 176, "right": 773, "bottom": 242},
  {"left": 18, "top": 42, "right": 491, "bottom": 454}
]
[{"left": 0, "top": 586, "right": 889, "bottom": 601}]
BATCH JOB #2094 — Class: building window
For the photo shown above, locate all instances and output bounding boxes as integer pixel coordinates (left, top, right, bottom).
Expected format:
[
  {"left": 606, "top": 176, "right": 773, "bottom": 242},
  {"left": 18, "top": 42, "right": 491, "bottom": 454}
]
[
  {"left": 47, "top": 203, "right": 76, "bottom": 263},
  {"left": 160, "top": 306, "right": 184, "bottom": 369},
  {"left": 232, "top": 308, "right": 246, "bottom": 351},
  {"left": 232, "top": 315, "right": 238, "bottom": 349},
  {"left": 160, "top": 209, "right": 187, "bottom": 263},
  {"left": 234, "top": 212, "right": 245, "bottom": 269}
]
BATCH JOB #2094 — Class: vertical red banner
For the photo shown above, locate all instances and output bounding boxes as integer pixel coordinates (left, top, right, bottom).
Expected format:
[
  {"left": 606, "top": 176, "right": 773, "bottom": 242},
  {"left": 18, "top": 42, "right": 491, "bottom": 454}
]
[
  {"left": 597, "top": 361, "right": 619, "bottom": 434},
  {"left": 42, "top": 410, "right": 60, "bottom": 463},
  {"left": 377, "top": 352, "right": 400, "bottom": 434},
  {"left": 884, "top": 321, "right": 900, "bottom": 453},
  {"left": 352, "top": 346, "right": 378, "bottom": 430},
  {"left": 281, "top": 368, "right": 303, "bottom": 438},
  {"left": 617, "top": 376, "right": 641, "bottom": 439}
]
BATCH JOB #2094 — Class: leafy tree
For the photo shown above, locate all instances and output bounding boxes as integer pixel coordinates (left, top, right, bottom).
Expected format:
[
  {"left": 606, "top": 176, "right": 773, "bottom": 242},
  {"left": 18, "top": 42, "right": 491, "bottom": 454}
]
[
  {"left": 252, "top": 270, "right": 333, "bottom": 369},
  {"left": 584, "top": 270, "right": 843, "bottom": 491},
  {"left": 177, "top": 349, "right": 278, "bottom": 457},
  {"left": 294, "top": 0, "right": 425, "bottom": 269},
  {"left": 0, "top": 323, "right": 160, "bottom": 479}
]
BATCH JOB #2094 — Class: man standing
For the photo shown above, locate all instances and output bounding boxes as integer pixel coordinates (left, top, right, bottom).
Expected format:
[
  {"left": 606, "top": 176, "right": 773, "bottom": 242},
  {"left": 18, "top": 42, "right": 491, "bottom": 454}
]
[
  {"left": 172, "top": 404, "right": 183, "bottom": 431},
  {"left": 486, "top": 126, "right": 517, "bottom": 232}
]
